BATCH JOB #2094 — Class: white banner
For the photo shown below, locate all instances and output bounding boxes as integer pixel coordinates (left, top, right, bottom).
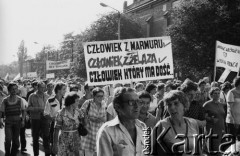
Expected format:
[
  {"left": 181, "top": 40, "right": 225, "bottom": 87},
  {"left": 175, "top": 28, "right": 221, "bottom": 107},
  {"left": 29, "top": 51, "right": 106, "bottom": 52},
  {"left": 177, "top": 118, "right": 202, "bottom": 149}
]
[
  {"left": 46, "top": 60, "right": 71, "bottom": 71},
  {"left": 216, "top": 41, "right": 240, "bottom": 72},
  {"left": 46, "top": 73, "right": 55, "bottom": 79},
  {"left": 27, "top": 72, "right": 37, "bottom": 78},
  {"left": 84, "top": 36, "right": 174, "bottom": 85}
]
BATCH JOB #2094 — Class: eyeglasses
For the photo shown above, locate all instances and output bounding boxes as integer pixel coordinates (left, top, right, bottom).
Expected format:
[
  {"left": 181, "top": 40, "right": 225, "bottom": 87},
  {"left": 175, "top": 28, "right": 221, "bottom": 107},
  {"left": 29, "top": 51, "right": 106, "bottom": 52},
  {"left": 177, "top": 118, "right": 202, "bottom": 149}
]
[
  {"left": 124, "top": 100, "right": 143, "bottom": 106},
  {"left": 95, "top": 95, "right": 104, "bottom": 98}
]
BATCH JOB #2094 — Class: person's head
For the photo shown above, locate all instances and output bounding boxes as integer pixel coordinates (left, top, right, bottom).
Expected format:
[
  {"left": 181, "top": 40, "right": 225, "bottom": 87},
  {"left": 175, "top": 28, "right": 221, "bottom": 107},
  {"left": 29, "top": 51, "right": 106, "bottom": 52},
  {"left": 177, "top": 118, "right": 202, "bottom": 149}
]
[
  {"left": 145, "top": 83, "right": 157, "bottom": 96},
  {"left": 211, "top": 81, "right": 219, "bottom": 88},
  {"left": 37, "top": 81, "right": 46, "bottom": 93},
  {"left": 113, "top": 87, "right": 142, "bottom": 120},
  {"left": 203, "top": 77, "right": 209, "bottom": 83},
  {"left": 47, "top": 82, "right": 54, "bottom": 93},
  {"left": 135, "top": 83, "right": 144, "bottom": 93},
  {"left": 64, "top": 92, "right": 80, "bottom": 108},
  {"left": 123, "top": 82, "right": 131, "bottom": 88},
  {"left": 198, "top": 79, "right": 206, "bottom": 92},
  {"left": 233, "top": 76, "right": 240, "bottom": 88},
  {"left": 69, "top": 84, "right": 79, "bottom": 92},
  {"left": 163, "top": 90, "right": 189, "bottom": 119},
  {"left": 84, "top": 83, "right": 95, "bottom": 96},
  {"left": 157, "top": 83, "right": 165, "bottom": 95},
  {"left": 179, "top": 79, "right": 198, "bottom": 102},
  {"left": 92, "top": 87, "right": 105, "bottom": 104},
  {"left": 8, "top": 82, "right": 18, "bottom": 95},
  {"left": 194, "top": 90, "right": 201, "bottom": 101},
  {"left": 32, "top": 81, "right": 38, "bottom": 91},
  {"left": 54, "top": 82, "right": 66, "bottom": 96},
  {"left": 209, "top": 87, "right": 220, "bottom": 101},
  {"left": 221, "top": 81, "right": 232, "bottom": 94},
  {"left": 138, "top": 91, "right": 151, "bottom": 114},
  {"left": 113, "top": 83, "right": 123, "bottom": 89},
  {"left": 165, "top": 82, "right": 174, "bottom": 93}
]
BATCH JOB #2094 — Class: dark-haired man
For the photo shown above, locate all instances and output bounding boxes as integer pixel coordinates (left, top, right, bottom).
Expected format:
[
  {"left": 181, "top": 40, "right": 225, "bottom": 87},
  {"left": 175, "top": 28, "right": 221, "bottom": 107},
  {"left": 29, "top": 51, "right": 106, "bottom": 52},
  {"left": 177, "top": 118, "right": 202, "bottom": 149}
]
[
  {"left": 0, "top": 83, "right": 26, "bottom": 156},
  {"left": 138, "top": 91, "right": 157, "bottom": 129},
  {"left": 96, "top": 87, "right": 146, "bottom": 156}
]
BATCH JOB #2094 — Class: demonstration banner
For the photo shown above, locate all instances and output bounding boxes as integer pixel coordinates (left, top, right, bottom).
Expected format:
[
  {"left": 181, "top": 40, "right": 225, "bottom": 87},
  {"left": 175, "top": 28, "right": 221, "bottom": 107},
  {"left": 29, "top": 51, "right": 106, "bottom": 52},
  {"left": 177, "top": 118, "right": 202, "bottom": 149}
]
[
  {"left": 83, "top": 36, "right": 174, "bottom": 85},
  {"left": 215, "top": 41, "right": 240, "bottom": 82},
  {"left": 46, "top": 73, "right": 55, "bottom": 79},
  {"left": 46, "top": 59, "right": 71, "bottom": 71},
  {"left": 27, "top": 72, "right": 37, "bottom": 78}
]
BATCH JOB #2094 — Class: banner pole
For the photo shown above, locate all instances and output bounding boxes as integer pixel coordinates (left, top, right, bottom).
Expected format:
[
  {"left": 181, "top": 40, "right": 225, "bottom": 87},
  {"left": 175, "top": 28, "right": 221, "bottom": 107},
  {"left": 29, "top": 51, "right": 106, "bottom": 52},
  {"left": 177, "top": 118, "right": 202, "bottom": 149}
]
[{"left": 213, "top": 41, "right": 218, "bottom": 82}]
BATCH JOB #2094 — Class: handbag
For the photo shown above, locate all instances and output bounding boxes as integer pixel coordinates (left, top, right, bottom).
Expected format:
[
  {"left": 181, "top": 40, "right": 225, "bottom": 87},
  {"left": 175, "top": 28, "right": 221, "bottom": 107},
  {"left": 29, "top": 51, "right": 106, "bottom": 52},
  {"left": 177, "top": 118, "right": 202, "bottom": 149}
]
[{"left": 78, "top": 101, "right": 91, "bottom": 136}]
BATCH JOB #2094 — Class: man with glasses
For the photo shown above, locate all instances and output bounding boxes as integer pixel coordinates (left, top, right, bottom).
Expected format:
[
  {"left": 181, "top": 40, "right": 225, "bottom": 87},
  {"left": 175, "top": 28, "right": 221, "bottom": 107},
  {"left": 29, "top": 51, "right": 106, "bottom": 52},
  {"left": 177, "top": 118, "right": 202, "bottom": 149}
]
[
  {"left": 96, "top": 87, "right": 146, "bottom": 156},
  {"left": 138, "top": 91, "right": 157, "bottom": 129}
]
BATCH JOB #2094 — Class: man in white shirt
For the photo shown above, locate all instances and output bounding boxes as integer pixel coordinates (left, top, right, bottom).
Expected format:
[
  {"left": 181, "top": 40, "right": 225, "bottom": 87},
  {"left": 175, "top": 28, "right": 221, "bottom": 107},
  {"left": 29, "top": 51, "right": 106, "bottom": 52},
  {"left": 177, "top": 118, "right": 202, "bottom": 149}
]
[
  {"left": 97, "top": 87, "right": 146, "bottom": 156},
  {"left": 44, "top": 82, "right": 66, "bottom": 156}
]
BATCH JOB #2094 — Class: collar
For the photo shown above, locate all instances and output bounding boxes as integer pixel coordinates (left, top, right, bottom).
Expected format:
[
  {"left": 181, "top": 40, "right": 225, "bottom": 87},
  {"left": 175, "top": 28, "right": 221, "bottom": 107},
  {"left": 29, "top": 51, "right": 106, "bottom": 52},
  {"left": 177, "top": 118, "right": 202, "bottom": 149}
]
[{"left": 108, "top": 115, "right": 143, "bottom": 128}]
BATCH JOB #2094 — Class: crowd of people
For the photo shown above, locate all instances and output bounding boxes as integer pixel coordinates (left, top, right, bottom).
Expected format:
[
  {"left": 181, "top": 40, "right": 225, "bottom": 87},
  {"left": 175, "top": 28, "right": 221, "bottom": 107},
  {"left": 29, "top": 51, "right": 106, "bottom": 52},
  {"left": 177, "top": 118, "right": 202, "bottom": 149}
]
[{"left": 0, "top": 76, "right": 240, "bottom": 156}]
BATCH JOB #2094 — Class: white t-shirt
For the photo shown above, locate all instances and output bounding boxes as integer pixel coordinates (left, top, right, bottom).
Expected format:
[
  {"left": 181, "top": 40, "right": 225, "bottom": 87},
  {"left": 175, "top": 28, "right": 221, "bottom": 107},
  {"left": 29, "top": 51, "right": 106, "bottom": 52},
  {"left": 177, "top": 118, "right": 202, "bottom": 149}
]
[
  {"left": 226, "top": 88, "right": 240, "bottom": 124},
  {"left": 148, "top": 96, "right": 158, "bottom": 113}
]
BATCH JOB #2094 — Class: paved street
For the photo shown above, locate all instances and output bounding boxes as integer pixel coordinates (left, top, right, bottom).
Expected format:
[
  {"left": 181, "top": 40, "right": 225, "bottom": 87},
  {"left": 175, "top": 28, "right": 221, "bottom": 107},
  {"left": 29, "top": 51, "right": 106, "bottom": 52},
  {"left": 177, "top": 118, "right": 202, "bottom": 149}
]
[{"left": 0, "top": 128, "right": 45, "bottom": 156}]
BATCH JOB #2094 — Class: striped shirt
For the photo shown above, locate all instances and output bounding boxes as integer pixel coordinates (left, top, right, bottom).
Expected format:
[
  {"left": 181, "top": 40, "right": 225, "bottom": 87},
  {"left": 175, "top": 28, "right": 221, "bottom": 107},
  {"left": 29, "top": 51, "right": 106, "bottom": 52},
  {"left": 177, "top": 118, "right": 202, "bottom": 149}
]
[{"left": 0, "top": 96, "right": 25, "bottom": 121}]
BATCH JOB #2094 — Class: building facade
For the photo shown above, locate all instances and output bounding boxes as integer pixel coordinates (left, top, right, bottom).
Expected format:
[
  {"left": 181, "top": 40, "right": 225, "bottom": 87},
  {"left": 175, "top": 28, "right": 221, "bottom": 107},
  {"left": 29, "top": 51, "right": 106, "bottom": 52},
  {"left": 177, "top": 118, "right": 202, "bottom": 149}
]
[{"left": 123, "top": 0, "right": 180, "bottom": 37}]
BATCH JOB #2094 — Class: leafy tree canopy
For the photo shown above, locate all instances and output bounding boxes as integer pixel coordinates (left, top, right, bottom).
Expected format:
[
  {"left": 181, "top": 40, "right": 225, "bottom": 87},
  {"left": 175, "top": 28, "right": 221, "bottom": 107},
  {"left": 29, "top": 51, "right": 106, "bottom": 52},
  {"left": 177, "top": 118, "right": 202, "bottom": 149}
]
[{"left": 166, "top": 0, "right": 240, "bottom": 81}]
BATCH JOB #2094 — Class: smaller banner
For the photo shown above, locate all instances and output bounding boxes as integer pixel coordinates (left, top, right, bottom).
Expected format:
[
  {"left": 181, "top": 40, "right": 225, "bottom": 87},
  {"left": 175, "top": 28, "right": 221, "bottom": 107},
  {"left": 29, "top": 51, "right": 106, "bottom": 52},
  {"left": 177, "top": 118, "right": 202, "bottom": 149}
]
[
  {"left": 216, "top": 41, "right": 240, "bottom": 72},
  {"left": 215, "top": 41, "right": 240, "bottom": 82},
  {"left": 46, "top": 73, "right": 55, "bottom": 79},
  {"left": 27, "top": 72, "right": 37, "bottom": 78},
  {"left": 46, "top": 59, "right": 71, "bottom": 71}
]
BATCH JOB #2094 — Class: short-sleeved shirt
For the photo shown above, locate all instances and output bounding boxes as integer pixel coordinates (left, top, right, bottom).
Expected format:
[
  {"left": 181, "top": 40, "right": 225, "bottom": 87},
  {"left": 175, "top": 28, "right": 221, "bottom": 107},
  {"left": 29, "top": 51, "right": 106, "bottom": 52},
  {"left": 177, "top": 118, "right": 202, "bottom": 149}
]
[
  {"left": 96, "top": 116, "right": 146, "bottom": 156},
  {"left": 28, "top": 92, "right": 49, "bottom": 119},
  {"left": 44, "top": 96, "right": 63, "bottom": 119},
  {"left": 226, "top": 88, "right": 240, "bottom": 124}
]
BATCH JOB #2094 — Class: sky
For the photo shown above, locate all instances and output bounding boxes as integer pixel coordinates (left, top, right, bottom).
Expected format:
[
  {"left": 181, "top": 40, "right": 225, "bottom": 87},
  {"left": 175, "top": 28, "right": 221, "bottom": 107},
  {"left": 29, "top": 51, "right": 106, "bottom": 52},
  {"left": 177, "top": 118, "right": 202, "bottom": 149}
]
[{"left": 0, "top": 0, "right": 133, "bottom": 65}]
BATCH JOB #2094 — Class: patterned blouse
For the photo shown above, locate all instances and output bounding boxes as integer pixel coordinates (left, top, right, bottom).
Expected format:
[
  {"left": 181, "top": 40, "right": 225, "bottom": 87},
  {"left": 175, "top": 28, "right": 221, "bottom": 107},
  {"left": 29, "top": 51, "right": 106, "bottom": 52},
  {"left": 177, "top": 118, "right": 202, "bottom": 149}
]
[{"left": 80, "top": 99, "right": 107, "bottom": 152}]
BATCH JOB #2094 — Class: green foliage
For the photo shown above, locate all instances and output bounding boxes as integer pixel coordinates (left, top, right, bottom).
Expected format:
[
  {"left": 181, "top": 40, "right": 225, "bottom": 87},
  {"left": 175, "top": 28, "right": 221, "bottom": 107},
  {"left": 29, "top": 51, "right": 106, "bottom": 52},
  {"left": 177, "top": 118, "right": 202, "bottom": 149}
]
[
  {"left": 166, "top": 0, "right": 240, "bottom": 81},
  {"left": 71, "top": 12, "right": 144, "bottom": 79}
]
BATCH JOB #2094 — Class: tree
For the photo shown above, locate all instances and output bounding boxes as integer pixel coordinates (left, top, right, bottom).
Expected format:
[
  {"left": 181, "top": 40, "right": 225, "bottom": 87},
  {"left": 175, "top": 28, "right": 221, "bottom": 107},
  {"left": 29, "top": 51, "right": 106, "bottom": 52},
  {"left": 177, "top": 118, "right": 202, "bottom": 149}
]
[
  {"left": 166, "top": 0, "right": 240, "bottom": 81},
  {"left": 71, "top": 12, "right": 144, "bottom": 79},
  {"left": 17, "top": 40, "right": 28, "bottom": 77}
]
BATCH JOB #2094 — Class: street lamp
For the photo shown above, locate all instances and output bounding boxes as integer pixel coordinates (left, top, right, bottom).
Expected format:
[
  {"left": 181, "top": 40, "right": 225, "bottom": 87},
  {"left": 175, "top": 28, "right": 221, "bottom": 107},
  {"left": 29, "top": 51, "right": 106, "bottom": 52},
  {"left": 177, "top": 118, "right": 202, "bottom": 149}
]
[
  {"left": 65, "top": 38, "right": 74, "bottom": 62},
  {"left": 100, "top": 2, "right": 121, "bottom": 40}
]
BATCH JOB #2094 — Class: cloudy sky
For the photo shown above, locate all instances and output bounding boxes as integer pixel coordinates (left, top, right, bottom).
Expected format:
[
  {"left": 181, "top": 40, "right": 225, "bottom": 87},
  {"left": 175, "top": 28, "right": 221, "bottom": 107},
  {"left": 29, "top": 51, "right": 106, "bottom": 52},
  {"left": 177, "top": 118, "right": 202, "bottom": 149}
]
[{"left": 0, "top": 0, "right": 133, "bottom": 65}]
